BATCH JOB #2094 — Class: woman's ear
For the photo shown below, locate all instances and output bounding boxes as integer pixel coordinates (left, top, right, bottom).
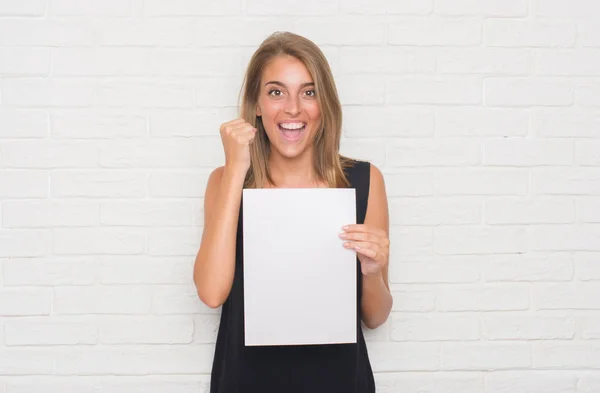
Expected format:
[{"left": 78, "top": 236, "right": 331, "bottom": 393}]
[{"left": 256, "top": 106, "right": 262, "bottom": 116}]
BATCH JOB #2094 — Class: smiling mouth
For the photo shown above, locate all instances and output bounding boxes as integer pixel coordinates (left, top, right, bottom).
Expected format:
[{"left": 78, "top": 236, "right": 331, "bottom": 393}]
[{"left": 278, "top": 122, "right": 306, "bottom": 142}]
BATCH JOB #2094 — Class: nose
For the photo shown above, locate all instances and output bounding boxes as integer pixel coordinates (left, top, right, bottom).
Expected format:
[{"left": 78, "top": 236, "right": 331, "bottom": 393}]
[{"left": 284, "top": 95, "right": 301, "bottom": 116}]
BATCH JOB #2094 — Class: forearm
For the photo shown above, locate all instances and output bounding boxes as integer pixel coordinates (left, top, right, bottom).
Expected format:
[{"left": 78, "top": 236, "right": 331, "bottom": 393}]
[
  {"left": 194, "top": 167, "right": 245, "bottom": 308},
  {"left": 361, "top": 272, "right": 393, "bottom": 329}
]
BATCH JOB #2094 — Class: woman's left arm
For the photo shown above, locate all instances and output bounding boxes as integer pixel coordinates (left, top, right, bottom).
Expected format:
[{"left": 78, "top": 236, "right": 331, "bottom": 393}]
[{"left": 340, "top": 164, "right": 393, "bottom": 329}]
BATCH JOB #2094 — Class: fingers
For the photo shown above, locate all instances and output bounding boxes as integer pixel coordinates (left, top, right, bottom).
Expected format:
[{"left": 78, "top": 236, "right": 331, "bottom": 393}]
[
  {"left": 342, "top": 224, "right": 386, "bottom": 238},
  {"left": 339, "top": 230, "right": 379, "bottom": 243},
  {"left": 343, "top": 241, "right": 378, "bottom": 259}
]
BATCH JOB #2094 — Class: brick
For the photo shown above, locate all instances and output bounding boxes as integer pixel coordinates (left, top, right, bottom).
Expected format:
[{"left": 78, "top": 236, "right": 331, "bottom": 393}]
[
  {"left": 533, "top": 167, "right": 600, "bottom": 195},
  {"left": 2, "top": 257, "right": 95, "bottom": 286},
  {"left": 381, "top": 170, "right": 434, "bottom": 197},
  {"left": 51, "top": 171, "right": 147, "bottom": 198},
  {"left": 5, "top": 378, "right": 206, "bottom": 393},
  {"left": 52, "top": 109, "right": 147, "bottom": 139},
  {"left": 148, "top": 48, "right": 249, "bottom": 78},
  {"left": 375, "top": 373, "right": 482, "bottom": 393},
  {"left": 340, "top": 47, "right": 436, "bottom": 74},
  {"left": 484, "top": 313, "right": 576, "bottom": 340},
  {"left": 442, "top": 343, "right": 531, "bottom": 370},
  {"left": 436, "top": 169, "right": 529, "bottom": 196},
  {"left": 151, "top": 285, "right": 220, "bottom": 315},
  {"left": 336, "top": 75, "right": 386, "bottom": 105},
  {"left": 533, "top": 283, "right": 600, "bottom": 310},
  {"left": 485, "top": 197, "right": 574, "bottom": 224},
  {"left": 484, "top": 138, "right": 573, "bottom": 166},
  {"left": 0, "top": 349, "right": 54, "bottom": 375},
  {"left": 100, "top": 316, "right": 194, "bottom": 344},
  {"left": 391, "top": 314, "right": 479, "bottom": 341},
  {"left": 575, "top": 253, "right": 600, "bottom": 280},
  {"left": 391, "top": 290, "right": 436, "bottom": 312},
  {"left": 485, "top": 78, "right": 574, "bottom": 106},
  {"left": 149, "top": 170, "right": 213, "bottom": 198},
  {"left": 0, "top": 171, "right": 48, "bottom": 198},
  {"left": 0, "top": 20, "right": 93, "bottom": 46},
  {"left": 54, "top": 286, "right": 153, "bottom": 314},
  {"left": 100, "top": 201, "right": 193, "bottom": 226},
  {"left": 530, "top": 224, "right": 600, "bottom": 251},
  {"left": 149, "top": 108, "right": 237, "bottom": 137},
  {"left": 437, "top": 285, "right": 530, "bottom": 311},
  {"left": 2, "top": 140, "right": 99, "bottom": 168},
  {"left": 388, "top": 77, "right": 482, "bottom": 105},
  {"left": 533, "top": 342, "right": 600, "bottom": 369},
  {"left": 1, "top": 79, "right": 94, "bottom": 107},
  {"left": 96, "top": 19, "right": 192, "bottom": 47},
  {"left": 0, "top": 230, "right": 49, "bottom": 257},
  {"left": 51, "top": 0, "right": 136, "bottom": 16},
  {"left": 436, "top": 107, "right": 529, "bottom": 137},
  {"left": 576, "top": 85, "right": 600, "bottom": 107},
  {"left": 194, "top": 314, "right": 220, "bottom": 343},
  {"left": 534, "top": 108, "right": 600, "bottom": 137},
  {"left": 339, "top": 139, "right": 386, "bottom": 167},
  {"left": 368, "top": 342, "right": 440, "bottom": 371},
  {"left": 389, "top": 256, "right": 480, "bottom": 283},
  {"left": 0, "top": 47, "right": 50, "bottom": 76},
  {"left": 484, "top": 254, "right": 573, "bottom": 281},
  {"left": 5, "top": 317, "right": 98, "bottom": 346},
  {"left": 388, "top": 226, "right": 433, "bottom": 257},
  {"left": 435, "top": 0, "right": 527, "bottom": 16},
  {"left": 341, "top": 0, "right": 433, "bottom": 14},
  {"left": 536, "top": 49, "right": 600, "bottom": 76},
  {"left": 485, "top": 20, "right": 576, "bottom": 47},
  {"left": 577, "top": 140, "right": 600, "bottom": 166},
  {"left": 486, "top": 371, "right": 577, "bottom": 393},
  {"left": 147, "top": 227, "right": 201, "bottom": 256},
  {"left": 579, "top": 316, "right": 600, "bottom": 339},
  {"left": 192, "top": 18, "right": 290, "bottom": 46},
  {"left": 145, "top": 0, "right": 242, "bottom": 15},
  {"left": 343, "top": 107, "right": 433, "bottom": 137},
  {"left": 96, "top": 256, "right": 191, "bottom": 284},
  {"left": 194, "top": 78, "right": 244, "bottom": 107},
  {"left": 533, "top": 0, "right": 600, "bottom": 17},
  {"left": 246, "top": 0, "right": 338, "bottom": 15},
  {"left": 0, "top": 288, "right": 51, "bottom": 316},
  {"left": 581, "top": 20, "right": 600, "bottom": 47},
  {"left": 291, "top": 18, "right": 386, "bottom": 46},
  {"left": 0, "top": 109, "right": 48, "bottom": 138},
  {"left": 389, "top": 197, "right": 481, "bottom": 226},
  {"left": 389, "top": 18, "right": 481, "bottom": 46},
  {"left": 98, "top": 138, "right": 223, "bottom": 168},
  {"left": 53, "top": 346, "right": 215, "bottom": 375},
  {"left": 52, "top": 48, "right": 149, "bottom": 76},
  {"left": 388, "top": 138, "right": 480, "bottom": 167},
  {"left": 0, "top": 0, "right": 46, "bottom": 16},
  {"left": 53, "top": 228, "right": 146, "bottom": 255},
  {"left": 3, "top": 200, "right": 98, "bottom": 228},
  {"left": 578, "top": 375, "right": 600, "bottom": 393},
  {"left": 438, "top": 48, "right": 530, "bottom": 75},
  {"left": 96, "top": 81, "right": 193, "bottom": 109}
]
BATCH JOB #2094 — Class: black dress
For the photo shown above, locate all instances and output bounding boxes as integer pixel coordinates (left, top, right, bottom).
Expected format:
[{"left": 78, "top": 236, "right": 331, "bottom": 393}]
[{"left": 209, "top": 159, "right": 375, "bottom": 393}]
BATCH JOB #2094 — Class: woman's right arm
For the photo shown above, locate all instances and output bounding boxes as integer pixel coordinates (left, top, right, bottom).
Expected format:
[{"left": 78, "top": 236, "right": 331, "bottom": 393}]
[{"left": 193, "top": 119, "right": 257, "bottom": 308}]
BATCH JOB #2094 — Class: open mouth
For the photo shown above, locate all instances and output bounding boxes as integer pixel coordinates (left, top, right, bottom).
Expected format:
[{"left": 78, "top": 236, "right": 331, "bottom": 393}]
[{"left": 278, "top": 122, "right": 306, "bottom": 142}]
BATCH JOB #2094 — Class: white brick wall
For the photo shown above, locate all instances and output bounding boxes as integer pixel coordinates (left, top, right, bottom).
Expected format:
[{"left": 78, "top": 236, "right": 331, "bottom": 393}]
[{"left": 1, "top": 0, "right": 599, "bottom": 391}]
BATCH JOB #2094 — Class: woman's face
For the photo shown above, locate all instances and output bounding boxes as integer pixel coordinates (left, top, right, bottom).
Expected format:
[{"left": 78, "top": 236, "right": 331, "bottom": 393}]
[{"left": 256, "top": 55, "right": 321, "bottom": 160}]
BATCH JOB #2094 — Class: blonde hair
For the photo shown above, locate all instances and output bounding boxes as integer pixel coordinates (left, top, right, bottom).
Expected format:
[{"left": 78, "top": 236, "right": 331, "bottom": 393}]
[{"left": 238, "top": 31, "right": 352, "bottom": 189}]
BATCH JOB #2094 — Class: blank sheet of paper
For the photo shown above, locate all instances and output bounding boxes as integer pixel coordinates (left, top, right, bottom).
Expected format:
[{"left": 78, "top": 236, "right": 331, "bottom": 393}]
[{"left": 242, "top": 188, "right": 357, "bottom": 346}]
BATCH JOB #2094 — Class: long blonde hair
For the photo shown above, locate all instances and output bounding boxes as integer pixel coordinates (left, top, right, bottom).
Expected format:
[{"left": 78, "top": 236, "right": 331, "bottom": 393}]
[{"left": 238, "top": 31, "right": 352, "bottom": 189}]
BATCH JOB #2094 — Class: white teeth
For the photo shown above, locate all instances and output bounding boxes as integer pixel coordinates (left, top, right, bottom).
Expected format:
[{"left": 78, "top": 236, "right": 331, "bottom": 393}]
[{"left": 279, "top": 122, "right": 305, "bottom": 130}]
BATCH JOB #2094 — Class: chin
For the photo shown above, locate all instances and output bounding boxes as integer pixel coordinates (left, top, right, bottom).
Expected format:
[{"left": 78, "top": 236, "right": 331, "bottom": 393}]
[{"left": 267, "top": 123, "right": 315, "bottom": 159}]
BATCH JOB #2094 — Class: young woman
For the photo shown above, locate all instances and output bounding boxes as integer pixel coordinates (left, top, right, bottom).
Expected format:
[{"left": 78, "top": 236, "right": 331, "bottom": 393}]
[{"left": 194, "top": 31, "right": 393, "bottom": 393}]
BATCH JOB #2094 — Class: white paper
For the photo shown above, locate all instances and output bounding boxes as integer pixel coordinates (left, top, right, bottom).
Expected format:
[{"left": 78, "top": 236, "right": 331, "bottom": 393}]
[{"left": 242, "top": 188, "right": 357, "bottom": 346}]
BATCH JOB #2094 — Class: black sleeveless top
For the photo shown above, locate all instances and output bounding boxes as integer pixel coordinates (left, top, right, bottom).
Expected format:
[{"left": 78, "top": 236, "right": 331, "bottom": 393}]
[{"left": 210, "top": 159, "right": 375, "bottom": 393}]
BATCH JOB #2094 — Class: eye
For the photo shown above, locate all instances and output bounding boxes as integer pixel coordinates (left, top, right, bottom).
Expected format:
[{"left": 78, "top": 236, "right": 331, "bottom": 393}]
[
  {"left": 268, "top": 89, "right": 282, "bottom": 97},
  {"left": 305, "top": 89, "right": 316, "bottom": 97}
]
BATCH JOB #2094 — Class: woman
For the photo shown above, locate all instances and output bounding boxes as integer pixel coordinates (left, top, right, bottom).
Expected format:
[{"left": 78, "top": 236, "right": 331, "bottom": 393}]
[{"left": 194, "top": 31, "right": 393, "bottom": 393}]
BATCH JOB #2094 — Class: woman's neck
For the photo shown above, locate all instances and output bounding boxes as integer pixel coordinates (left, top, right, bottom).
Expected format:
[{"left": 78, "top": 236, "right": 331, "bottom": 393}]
[{"left": 267, "top": 148, "right": 324, "bottom": 188}]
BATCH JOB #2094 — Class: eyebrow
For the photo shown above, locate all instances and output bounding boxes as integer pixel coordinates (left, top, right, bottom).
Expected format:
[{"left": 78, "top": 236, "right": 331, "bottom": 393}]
[{"left": 264, "top": 81, "right": 315, "bottom": 88}]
